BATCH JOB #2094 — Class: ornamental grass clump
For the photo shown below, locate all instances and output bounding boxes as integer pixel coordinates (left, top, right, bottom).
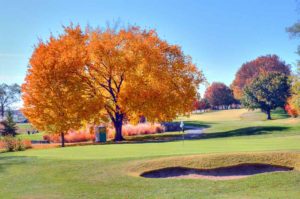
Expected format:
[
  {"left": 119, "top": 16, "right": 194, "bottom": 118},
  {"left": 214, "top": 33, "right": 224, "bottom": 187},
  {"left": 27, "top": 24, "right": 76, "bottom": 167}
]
[
  {"left": 0, "top": 136, "right": 32, "bottom": 152},
  {"left": 42, "top": 123, "right": 165, "bottom": 143}
]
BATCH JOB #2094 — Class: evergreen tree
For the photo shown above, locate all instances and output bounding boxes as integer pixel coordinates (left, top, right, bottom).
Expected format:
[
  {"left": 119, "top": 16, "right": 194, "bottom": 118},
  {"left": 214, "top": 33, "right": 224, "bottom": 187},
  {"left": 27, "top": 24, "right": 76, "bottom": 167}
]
[{"left": 0, "top": 110, "right": 17, "bottom": 137}]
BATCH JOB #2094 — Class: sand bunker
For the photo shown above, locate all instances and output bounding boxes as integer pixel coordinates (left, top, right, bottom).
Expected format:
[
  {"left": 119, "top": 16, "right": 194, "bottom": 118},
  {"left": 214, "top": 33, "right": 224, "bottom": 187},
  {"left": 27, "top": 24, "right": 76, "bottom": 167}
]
[{"left": 141, "top": 164, "right": 293, "bottom": 180}]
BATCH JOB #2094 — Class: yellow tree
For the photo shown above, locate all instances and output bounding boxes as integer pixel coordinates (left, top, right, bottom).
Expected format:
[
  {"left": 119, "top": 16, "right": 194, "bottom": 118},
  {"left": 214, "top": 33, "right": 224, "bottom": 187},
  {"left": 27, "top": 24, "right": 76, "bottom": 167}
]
[
  {"left": 84, "top": 26, "right": 204, "bottom": 141},
  {"left": 289, "top": 67, "right": 300, "bottom": 113},
  {"left": 22, "top": 25, "right": 102, "bottom": 147}
]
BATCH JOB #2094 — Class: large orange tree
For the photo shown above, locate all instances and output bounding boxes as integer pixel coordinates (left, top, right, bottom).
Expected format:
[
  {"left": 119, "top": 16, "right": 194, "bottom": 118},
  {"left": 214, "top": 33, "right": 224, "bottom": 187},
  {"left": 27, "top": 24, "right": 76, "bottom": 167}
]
[
  {"left": 23, "top": 25, "right": 204, "bottom": 142},
  {"left": 22, "top": 26, "right": 102, "bottom": 147},
  {"left": 84, "top": 26, "right": 204, "bottom": 141}
]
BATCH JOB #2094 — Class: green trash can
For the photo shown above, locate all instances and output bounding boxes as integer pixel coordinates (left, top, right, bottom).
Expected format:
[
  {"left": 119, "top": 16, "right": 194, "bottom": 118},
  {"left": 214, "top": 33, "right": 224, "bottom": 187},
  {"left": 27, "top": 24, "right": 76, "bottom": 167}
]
[
  {"left": 96, "top": 126, "right": 107, "bottom": 143},
  {"left": 100, "top": 132, "right": 106, "bottom": 142}
]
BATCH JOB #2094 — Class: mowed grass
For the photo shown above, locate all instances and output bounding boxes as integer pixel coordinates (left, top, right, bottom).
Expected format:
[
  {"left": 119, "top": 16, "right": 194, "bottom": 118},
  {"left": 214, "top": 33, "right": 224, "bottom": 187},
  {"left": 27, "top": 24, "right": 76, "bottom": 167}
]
[
  {"left": 180, "top": 108, "right": 300, "bottom": 139},
  {"left": 1, "top": 109, "right": 300, "bottom": 198},
  {"left": 16, "top": 123, "right": 44, "bottom": 141}
]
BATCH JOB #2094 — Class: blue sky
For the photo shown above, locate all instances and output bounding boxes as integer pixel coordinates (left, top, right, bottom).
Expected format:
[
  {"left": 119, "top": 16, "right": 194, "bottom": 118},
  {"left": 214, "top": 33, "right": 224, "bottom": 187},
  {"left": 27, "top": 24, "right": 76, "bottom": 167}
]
[{"left": 0, "top": 0, "right": 299, "bottom": 95}]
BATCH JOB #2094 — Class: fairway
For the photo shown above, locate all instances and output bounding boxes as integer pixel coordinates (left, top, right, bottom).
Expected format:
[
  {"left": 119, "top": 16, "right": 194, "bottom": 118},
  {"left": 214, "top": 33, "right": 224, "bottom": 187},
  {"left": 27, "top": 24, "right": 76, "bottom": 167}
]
[{"left": 1, "top": 109, "right": 300, "bottom": 198}]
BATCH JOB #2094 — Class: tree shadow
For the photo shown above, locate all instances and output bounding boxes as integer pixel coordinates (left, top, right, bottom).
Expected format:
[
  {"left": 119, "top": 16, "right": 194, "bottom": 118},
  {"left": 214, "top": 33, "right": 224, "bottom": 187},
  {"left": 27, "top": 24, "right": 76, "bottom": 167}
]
[
  {"left": 201, "top": 126, "right": 290, "bottom": 139},
  {"left": 183, "top": 121, "right": 212, "bottom": 129},
  {"left": 162, "top": 121, "right": 212, "bottom": 132},
  {"left": 0, "top": 156, "right": 35, "bottom": 173}
]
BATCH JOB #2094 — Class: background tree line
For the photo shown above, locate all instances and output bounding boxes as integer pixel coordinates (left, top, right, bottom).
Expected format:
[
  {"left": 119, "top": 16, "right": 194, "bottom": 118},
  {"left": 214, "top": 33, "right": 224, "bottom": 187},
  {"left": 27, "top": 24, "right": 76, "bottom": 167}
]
[{"left": 194, "top": 54, "right": 293, "bottom": 120}]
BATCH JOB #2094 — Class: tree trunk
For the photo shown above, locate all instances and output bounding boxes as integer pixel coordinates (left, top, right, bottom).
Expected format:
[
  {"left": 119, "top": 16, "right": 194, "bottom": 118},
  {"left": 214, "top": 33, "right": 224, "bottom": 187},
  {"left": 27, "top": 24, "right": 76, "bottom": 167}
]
[
  {"left": 266, "top": 109, "right": 271, "bottom": 120},
  {"left": 114, "top": 113, "right": 124, "bottom": 141},
  {"left": 61, "top": 132, "right": 65, "bottom": 147}
]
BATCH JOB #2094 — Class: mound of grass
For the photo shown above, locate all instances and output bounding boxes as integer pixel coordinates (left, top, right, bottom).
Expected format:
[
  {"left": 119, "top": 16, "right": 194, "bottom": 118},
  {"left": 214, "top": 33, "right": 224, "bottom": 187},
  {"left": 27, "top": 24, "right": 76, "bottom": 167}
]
[{"left": 128, "top": 152, "right": 300, "bottom": 177}]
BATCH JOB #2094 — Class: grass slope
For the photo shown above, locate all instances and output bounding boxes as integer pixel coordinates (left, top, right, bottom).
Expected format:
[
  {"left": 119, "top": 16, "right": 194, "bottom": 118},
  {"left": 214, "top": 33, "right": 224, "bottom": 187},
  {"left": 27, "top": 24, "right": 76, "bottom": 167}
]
[
  {"left": 1, "top": 109, "right": 300, "bottom": 198},
  {"left": 128, "top": 152, "right": 300, "bottom": 177}
]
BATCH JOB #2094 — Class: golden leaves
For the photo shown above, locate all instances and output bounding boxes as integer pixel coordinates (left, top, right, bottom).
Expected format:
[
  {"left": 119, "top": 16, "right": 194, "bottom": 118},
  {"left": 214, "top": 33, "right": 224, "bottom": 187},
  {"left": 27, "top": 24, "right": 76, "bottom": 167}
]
[{"left": 22, "top": 24, "right": 204, "bottom": 135}]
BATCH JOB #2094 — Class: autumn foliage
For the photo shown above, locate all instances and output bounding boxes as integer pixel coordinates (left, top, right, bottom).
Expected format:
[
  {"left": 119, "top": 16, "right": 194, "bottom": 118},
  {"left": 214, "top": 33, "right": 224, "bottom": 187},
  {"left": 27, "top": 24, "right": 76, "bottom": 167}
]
[
  {"left": 22, "top": 26, "right": 101, "bottom": 146},
  {"left": 285, "top": 97, "right": 299, "bottom": 118},
  {"left": 285, "top": 104, "right": 298, "bottom": 118},
  {"left": 204, "top": 82, "right": 234, "bottom": 107},
  {"left": 194, "top": 98, "right": 210, "bottom": 110},
  {"left": 22, "top": 24, "right": 204, "bottom": 143},
  {"left": 85, "top": 26, "right": 203, "bottom": 141},
  {"left": 0, "top": 136, "right": 32, "bottom": 152},
  {"left": 120, "top": 123, "right": 165, "bottom": 136},
  {"left": 43, "top": 123, "right": 165, "bottom": 143},
  {"left": 231, "top": 55, "right": 290, "bottom": 99},
  {"left": 288, "top": 67, "right": 300, "bottom": 115}
]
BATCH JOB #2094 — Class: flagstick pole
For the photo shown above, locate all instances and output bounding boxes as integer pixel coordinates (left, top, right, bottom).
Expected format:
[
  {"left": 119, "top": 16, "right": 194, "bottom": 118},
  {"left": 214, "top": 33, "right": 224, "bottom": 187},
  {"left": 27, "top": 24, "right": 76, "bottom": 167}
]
[{"left": 182, "top": 128, "right": 184, "bottom": 146}]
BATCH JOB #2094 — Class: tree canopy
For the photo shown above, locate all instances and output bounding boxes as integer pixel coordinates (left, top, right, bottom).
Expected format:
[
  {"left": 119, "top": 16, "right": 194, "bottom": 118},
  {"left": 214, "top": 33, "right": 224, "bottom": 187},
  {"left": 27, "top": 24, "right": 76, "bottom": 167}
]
[
  {"left": 22, "top": 24, "right": 204, "bottom": 142},
  {"left": 22, "top": 26, "right": 101, "bottom": 146},
  {"left": 241, "top": 72, "right": 290, "bottom": 120},
  {"left": 287, "top": 22, "right": 300, "bottom": 115},
  {"left": 85, "top": 26, "right": 203, "bottom": 140},
  {"left": 287, "top": 67, "right": 300, "bottom": 114},
  {"left": 231, "top": 55, "right": 290, "bottom": 99},
  {"left": 204, "top": 82, "right": 234, "bottom": 108}
]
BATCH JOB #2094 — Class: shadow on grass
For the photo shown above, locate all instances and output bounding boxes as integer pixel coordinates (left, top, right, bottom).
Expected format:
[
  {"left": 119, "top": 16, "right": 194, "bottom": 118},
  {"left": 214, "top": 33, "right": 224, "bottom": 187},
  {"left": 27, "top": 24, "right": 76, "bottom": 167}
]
[
  {"left": 183, "top": 121, "right": 212, "bottom": 129},
  {"left": 201, "top": 126, "right": 290, "bottom": 139},
  {"left": 117, "top": 126, "right": 289, "bottom": 144},
  {"left": 0, "top": 156, "right": 36, "bottom": 172}
]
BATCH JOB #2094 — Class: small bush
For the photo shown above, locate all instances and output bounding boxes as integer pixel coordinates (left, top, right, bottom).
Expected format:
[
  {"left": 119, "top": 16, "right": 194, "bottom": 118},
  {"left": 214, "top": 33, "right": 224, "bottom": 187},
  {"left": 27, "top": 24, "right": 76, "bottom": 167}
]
[
  {"left": 0, "top": 136, "right": 31, "bottom": 152},
  {"left": 2, "top": 136, "right": 16, "bottom": 152},
  {"left": 108, "top": 123, "right": 165, "bottom": 137},
  {"left": 22, "top": 139, "right": 32, "bottom": 149},
  {"left": 43, "top": 134, "right": 60, "bottom": 143},
  {"left": 285, "top": 104, "right": 298, "bottom": 118},
  {"left": 65, "top": 130, "right": 95, "bottom": 143},
  {"left": 43, "top": 130, "right": 95, "bottom": 143}
]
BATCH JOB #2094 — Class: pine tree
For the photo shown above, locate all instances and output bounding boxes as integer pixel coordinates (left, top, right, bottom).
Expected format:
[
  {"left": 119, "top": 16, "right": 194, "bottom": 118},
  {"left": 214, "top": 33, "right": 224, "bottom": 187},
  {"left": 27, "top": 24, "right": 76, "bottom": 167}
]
[{"left": 0, "top": 110, "right": 17, "bottom": 137}]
